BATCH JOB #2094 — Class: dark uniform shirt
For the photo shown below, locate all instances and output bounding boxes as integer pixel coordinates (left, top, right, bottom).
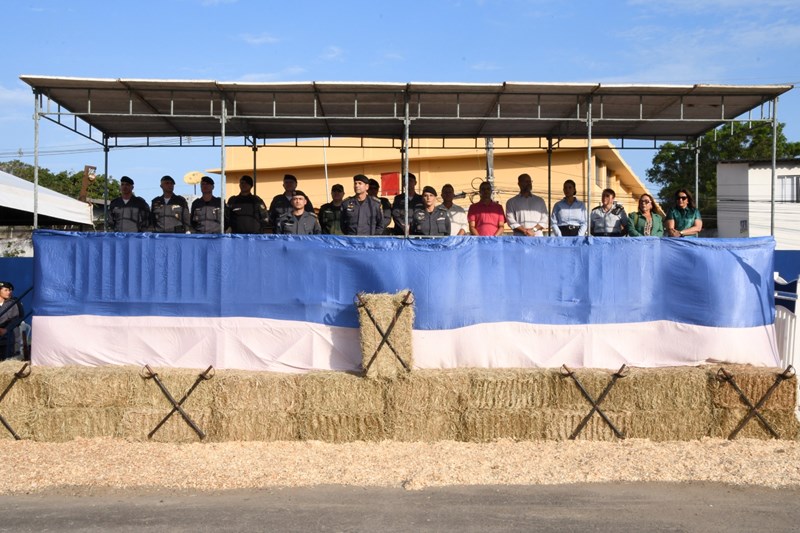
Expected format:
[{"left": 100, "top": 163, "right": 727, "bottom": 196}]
[
  {"left": 341, "top": 195, "right": 385, "bottom": 236},
  {"left": 391, "top": 193, "right": 424, "bottom": 235},
  {"left": 0, "top": 297, "right": 23, "bottom": 359},
  {"left": 269, "top": 194, "right": 314, "bottom": 233},
  {"left": 109, "top": 195, "right": 150, "bottom": 232},
  {"left": 375, "top": 196, "right": 392, "bottom": 234},
  {"left": 151, "top": 195, "right": 191, "bottom": 233},
  {"left": 228, "top": 193, "right": 269, "bottom": 234},
  {"left": 191, "top": 196, "right": 226, "bottom": 234},
  {"left": 276, "top": 211, "right": 322, "bottom": 235},
  {"left": 411, "top": 206, "right": 451, "bottom": 236},
  {"left": 318, "top": 202, "right": 344, "bottom": 235}
]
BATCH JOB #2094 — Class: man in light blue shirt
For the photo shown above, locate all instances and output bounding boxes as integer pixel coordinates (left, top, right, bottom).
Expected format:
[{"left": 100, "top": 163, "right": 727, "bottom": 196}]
[{"left": 550, "top": 179, "right": 587, "bottom": 236}]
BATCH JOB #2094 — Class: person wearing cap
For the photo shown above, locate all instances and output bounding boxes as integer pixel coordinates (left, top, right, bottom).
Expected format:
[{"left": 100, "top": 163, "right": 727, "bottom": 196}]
[
  {"left": 391, "top": 172, "right": 424, "bottom": 236},
  {"left": 227, "top": 175, "right": 269, "bottom": 234},
  {"left": 276, "top": 190, "right": 321, "bottom": 235},
  {"left": 340, "top": 174, "right": 385, "bottom": 236},
  {"left": 190, "top": 176, "right": 228, "bottom": 234},
  {"left": 0, "top": 281, "right": 23, "bottom": 360},
  {"left": 269, "top": 174, "right": 314, "bottom": 232},
  {"left": 411, "top": 186, "right": 451, "bottom": 237},
  {"left": 506, "top": 173, "right": 548, "bottom": 236},
  {"left": 109, "top": 176, "right": 151, "bottom": 232},
  {"left": 440, "top": 183, "right": 468, "bottom": 236},
  {"left": 550, "top": 179, "right": 587, "bottom": 237},
  {"left": 318, "top": 184, "right": 346, "bottom": 235},
  {"left": 151, "top": 175, "right": 191, "bottom": 233},
  {"left": 367, "top": 179, "right": 392, "bottom": 234}
]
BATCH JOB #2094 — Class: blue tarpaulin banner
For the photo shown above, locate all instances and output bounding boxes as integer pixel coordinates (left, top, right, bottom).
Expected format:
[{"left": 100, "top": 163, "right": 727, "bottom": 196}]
[{"left": 31, "top": 231, "right": 779, "bottom": 371}]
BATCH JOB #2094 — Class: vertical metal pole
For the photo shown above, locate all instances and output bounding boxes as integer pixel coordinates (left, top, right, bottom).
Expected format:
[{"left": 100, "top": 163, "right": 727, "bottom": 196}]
[
  {"left": 220, "top": 100, "right": 227, "bottom": 234},
  {"left": 694, "top": 137, "right": 700, "bottom": 207},
  {"left": 252, "top": 140, "right": 258, "bottom": 195},
  {"left": 485, "top": 137, "right": 495, "bottom": 191},
  {"left": 402, "top": 98, "right": 410, "bottom": 237},
  {"left": 103, "top": 137, "right": 109, "bottom": 231},
  {"left": 771, "top": 97, "right": 779, "bottom": 236},
  {"left": 323, "top": 137, "right": 330, "bottom": 203},
  {"left": 547, "top": 137, "right": 553, "bottom": 220},
  {"left": 586, "top": 97, "right": 593, "bottom": 230},
  {"left": 33, "top": 93, "right": 40, "bottom": 229}
]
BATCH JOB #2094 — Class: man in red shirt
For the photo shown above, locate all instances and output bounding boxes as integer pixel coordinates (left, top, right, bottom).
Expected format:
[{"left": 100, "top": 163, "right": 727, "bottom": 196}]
[{"left": 467, "top": 181, "right": 506, "bottom": 236}]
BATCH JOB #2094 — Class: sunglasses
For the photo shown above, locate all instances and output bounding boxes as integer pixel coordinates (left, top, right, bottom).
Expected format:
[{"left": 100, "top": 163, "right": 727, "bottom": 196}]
[
  {"left": 641, "top": 199, "right": 652, "bottom": 204},
  {"left": 677, "top": 196, "right": 688, "bottom": 200}
]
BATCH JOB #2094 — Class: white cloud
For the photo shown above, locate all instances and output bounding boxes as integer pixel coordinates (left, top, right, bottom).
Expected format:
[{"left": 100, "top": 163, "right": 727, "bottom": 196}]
[
  {"left": 470, "top": 61, "right": 502, "bottom": 71},
  {"left": 627, "top": 0, "right": 799, "bottom": 12},
  {"left": 237, "top": 67, "right": 307, "bottom": 82},
  {"left": 240, "top": 33, "right": 279, "bottom": 46},
  {"left": 0, "top": 85, "right": 32, "bottom": 107},
  {"left": 321, "top": 46, "right": 344, "bottom": 61}
]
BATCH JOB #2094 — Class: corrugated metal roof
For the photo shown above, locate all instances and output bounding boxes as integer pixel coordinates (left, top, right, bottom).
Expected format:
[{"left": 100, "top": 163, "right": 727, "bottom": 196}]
[{"left": 20, "top": 76, "right": 792, "bottom": 141}]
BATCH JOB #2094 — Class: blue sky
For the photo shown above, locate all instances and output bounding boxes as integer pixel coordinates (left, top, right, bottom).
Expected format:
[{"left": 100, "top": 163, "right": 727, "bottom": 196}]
[{"left": 1, "top": 0, "right": 798, "bottom": 201}]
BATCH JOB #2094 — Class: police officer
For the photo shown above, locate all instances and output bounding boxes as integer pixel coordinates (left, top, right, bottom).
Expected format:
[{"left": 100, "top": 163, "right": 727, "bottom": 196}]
[
  {"left": 276, "top": 190, "right": 321, "bottom": 235},
  {"left": 590, "top": 188, "right": 628, "bottom": 237},
  {"left": 151, "top": 175, "right": 191, "bottom": 233},
  {"left": 269, "top": 174, "right": 314, "bottom": 232},
  {"left": 109, "top": 176, "right": 150, "bottom": 232},
  {"left": 318, "top": 184, "right": 345, "bottom": 235},
  {"left": 368, "top": 179, "right": 392, "bottom": 233},
  {"left": 0, "top": 281, "right": 23, "bottom": 360},
  {"left": 341, "top": 174, "right": 385, "bottom": 236},
  {"left": 391, "top": 172, "right": 424, "bottom": 236},
  {"left": 190, "top": 176, "right": 227, "bottom": 234},
  {"left": 228, "top": 175, "right": 269, "bottom": 234},
  {"left": 411, "top": 186, "right": 451, "bottom": 236}
]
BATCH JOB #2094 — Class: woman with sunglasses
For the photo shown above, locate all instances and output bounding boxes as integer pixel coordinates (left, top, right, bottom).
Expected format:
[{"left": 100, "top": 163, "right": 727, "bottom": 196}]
[
  {"left": 627, "top": 193, "right": 663, "bottom": 237},
  {"left": 665, "top": 188, "right": 702, "bottom": 238}
]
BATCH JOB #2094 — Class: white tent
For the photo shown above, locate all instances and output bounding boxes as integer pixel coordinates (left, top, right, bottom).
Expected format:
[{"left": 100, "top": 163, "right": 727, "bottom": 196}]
[{"left": 0, "top": 170, "right": 93, "bottom": 226}]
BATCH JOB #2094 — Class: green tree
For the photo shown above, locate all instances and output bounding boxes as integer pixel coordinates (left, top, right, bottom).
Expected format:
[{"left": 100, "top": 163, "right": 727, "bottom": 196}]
[
  {"left": 0, "top": 160, "right": 120, "bottom": 200},
  {"left": 646, "top": 122, "right": 800, "bottom": 229}
]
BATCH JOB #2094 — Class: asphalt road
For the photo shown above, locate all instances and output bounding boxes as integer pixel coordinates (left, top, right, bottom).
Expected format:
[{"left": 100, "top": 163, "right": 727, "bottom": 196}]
[{"left": 0, "top": 483, "right": 797, "bottom": 532}]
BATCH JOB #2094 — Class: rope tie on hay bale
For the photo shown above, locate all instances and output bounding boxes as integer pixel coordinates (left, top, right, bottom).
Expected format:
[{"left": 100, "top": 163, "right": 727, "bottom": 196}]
[
  {"left": 561, "top": 364, "right": 628, "bottom": 440},
  {"left": 355, "top": 290, "right": 415, "bottom": 379},
  {"left": 0, "top": 363, "right": 31, "bottom": 440},
  {"left": 140, "top": 364, "right": 214, "bottom": 440},
  {"left": 717, "top": 365, "right": 795, "bottom": 440}
]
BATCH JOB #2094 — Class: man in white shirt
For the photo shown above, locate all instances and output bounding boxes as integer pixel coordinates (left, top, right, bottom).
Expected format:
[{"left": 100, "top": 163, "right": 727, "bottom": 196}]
[
  {"left": 505, "top": 173, "right": 548, "bottom": 236},
  {"left": 440, "top": 183, "right": 467, "bottom": 236}
]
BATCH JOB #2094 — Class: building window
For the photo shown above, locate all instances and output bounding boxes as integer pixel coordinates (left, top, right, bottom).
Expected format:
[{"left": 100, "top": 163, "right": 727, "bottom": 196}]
[{"left": 777, "top": 175, "right": 800, "bottom": 203}]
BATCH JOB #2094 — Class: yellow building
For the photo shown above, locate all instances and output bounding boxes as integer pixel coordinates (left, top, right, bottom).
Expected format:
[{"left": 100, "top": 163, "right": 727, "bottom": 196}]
[{"left": 216, "top": 137, "right": 658, "bottom": 226}]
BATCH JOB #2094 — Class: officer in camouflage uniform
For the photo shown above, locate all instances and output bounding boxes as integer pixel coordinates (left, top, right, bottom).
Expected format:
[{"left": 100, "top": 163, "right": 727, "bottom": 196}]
[
  {"left": 151, "top": 175, "right": 191, "bottom": 233},
  {"left": 190, "top": 176, "right": 227, "bottom": 234}
]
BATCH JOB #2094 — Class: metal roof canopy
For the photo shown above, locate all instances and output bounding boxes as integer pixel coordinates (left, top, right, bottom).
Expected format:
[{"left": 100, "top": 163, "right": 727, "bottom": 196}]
[
  {"left": 19, "top": 76, "right": 793, "bottom": 234},
  {"left": 19, "top": 77, "right": 792, "bottom": 143}
]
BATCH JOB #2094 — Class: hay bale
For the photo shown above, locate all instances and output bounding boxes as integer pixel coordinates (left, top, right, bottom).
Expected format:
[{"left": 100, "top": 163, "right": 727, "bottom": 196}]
[
  {"left": 211, "top": 410, "right": 298, "bottom": 441},
  {"left": 624, "top": 409, "right": 715, "bottom": 441},
  {"left": 298, "top": 413, "right": 386, "bottom": 442},
  {"left": 711, "top": 408, "right": 800, "bottom": 440},
  {"left": 710, "top": 366, "right": 797, "bottom": 410},
  {"left": 25, "top": 407, "right": 126, "bottom": 442},
  {"left": 33, "top": 366, "right": 141, "bottom": 408},
  {"left": 385, "top": 370, "right": 470, "bottom": 441},
  {"left": 131, "top": 367, "right": 216, "bottom": 409},
  {"left": 298, "top": 372, "right": 385, "bottom": 414},
  {"left": 212, "top": 371, "right": 299, "bottom": 412},
  {"left": 601, "top": 367, "right": 712, "bottom": 410},
  {"left": 120, "top": 407, "right": 214, "bottom": 443},
  {"left": 466, "top": 369, "right": 555, "bottom": 409},
  {"left": 357, "top": 291, "right": 414, "bottom": 379}
]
